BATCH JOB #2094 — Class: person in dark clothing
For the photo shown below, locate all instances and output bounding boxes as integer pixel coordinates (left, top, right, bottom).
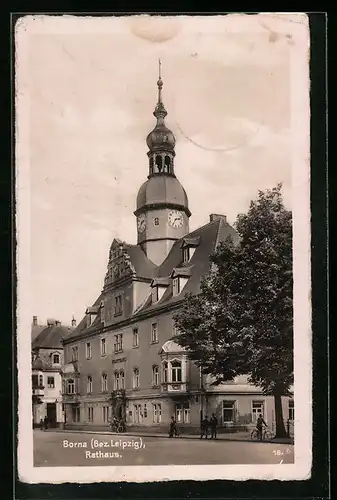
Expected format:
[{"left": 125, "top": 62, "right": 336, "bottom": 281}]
[
  {"left": 200, "top": 416, "right": 210, "bottom": 439},
  {"left": 210, "top": 413, "right": 218, "bottom": 439},
  {"left": 256, "top": 413, "right": 267, "bottom": 441},
  {"left": 169, "top": 416, "right": 178, "bottom": 437},
  {"left": 39, "top": 418, "right": 44, "bottom": 431},
  {"left": 44, "top": 415, "right": 48, "bottom": 430}
]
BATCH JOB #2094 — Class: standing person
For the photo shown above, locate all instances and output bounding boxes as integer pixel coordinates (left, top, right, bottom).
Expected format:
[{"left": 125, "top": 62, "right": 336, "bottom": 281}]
[
  {"left": 256, "top": 413, "right": 267, "bottom": 441},
  {"left": 210, "top": 413, "right": 218, "bottom": 439},
  {"left": 200, "top": 415, "right": 210, "bottom": 439},
  {"left": 44, "top": 415, "right": 48, "bottom": 431},
  {"left": 39, "top": 418, "right": 44, "bottom": 431},
  {"left": 169, "top": 416, "right": 177, "bottom": 438}
]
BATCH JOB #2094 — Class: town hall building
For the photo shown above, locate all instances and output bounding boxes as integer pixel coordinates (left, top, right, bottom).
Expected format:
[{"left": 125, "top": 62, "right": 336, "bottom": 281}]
[{"left": 62, "top": 67, "right": 294, "bottom": 434}]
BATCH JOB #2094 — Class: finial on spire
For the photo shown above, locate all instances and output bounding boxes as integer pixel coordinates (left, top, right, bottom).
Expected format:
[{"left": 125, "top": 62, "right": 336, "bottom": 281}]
[{"left": 157, "top": 58, "right": 163, "bottom": 103}]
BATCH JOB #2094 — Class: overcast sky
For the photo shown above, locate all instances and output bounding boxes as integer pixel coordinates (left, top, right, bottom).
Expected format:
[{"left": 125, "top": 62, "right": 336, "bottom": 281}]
[{"left": 16, "top": 14, "right": 309, "bottom": 326}]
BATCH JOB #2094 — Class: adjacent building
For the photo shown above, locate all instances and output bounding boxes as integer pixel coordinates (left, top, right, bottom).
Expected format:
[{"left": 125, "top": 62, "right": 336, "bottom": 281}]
[
  {"left": 62, "top": 69, "right": 294, "bottom": 434},
  {"left": 31, "top": 317, "right": 76, "bottom": 428}
]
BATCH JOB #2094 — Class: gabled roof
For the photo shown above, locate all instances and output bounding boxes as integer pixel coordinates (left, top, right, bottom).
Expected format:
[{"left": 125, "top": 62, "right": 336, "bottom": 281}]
[
  {"left": 32, "top": 323, "right": 74, "bottom": 349},
  {"left": 159, "top": 340, "right": 186, "bottom": 354},
  {"left": 65, "top": 294, "right": 104, "bottom": 340}
]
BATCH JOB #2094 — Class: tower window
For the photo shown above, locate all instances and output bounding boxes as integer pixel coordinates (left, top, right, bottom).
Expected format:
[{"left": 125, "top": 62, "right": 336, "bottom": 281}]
[
  {"left": 164, "top": 155, "right": 171, "bottom": 173},
  {"left": 154, "top": 217, "right": 159, "bottom": 226},
  {"left": 149, "top": 156, "right": 154, "bottom": 175},
  {"left": 155, "top": 155, "right": 163, "bottom": 173}
]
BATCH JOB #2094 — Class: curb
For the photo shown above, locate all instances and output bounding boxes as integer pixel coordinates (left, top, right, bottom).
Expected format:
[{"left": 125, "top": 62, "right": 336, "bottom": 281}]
[{"left": 37, "top": 429, "right": 293, "bottom": 445}]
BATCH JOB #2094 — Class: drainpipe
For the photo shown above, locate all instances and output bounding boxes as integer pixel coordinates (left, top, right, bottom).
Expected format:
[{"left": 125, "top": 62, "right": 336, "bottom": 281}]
[{"left": 199, "top": 366, "right": 203, "bottom": 424}]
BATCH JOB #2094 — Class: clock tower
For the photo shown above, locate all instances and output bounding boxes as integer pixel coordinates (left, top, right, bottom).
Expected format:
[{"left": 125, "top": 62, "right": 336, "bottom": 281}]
[{"left": 134, "top": 61, "right": 191, "bottom": 266}]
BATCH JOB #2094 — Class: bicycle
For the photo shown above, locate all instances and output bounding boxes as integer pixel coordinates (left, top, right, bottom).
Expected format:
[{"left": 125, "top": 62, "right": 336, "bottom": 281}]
[
  {"left": 109, "top": 419, "right": 125, "bottom": 434},
  {"left": 250, "top": 428, "right": 273, "bottom": 441}
]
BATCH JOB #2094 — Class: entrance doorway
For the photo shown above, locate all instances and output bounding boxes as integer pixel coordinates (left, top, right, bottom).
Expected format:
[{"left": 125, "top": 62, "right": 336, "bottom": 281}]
[{"left": 47, "top": 403, "right": 57, "bottom": 428}]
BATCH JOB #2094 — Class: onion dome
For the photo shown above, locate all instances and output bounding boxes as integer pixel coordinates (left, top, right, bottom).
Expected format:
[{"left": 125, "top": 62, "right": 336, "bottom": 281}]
[{"left": 146, "top": 60, "right": 176, "bottom": 152}]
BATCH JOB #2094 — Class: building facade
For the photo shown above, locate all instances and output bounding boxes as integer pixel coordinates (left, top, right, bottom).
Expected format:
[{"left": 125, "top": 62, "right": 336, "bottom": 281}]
[
  {"left": 31, "top": 317, "right": 76, "bottom": 428},
  {"left": 62, "top": 69, "right": 294, "bottom": 434}
]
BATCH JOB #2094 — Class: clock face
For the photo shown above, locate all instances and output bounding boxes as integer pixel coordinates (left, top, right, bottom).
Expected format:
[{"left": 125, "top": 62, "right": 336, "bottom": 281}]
[
  {"left": 168, "top": 210, "right": 184, "bottom": 228},
  {"left": 137, "top": 214, "right": 146, "bottom": 233}
]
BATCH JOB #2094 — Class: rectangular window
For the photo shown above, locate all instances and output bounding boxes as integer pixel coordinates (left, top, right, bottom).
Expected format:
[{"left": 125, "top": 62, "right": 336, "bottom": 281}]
[
  {"left": 101, "top": 374, "right": 108, "bottom": 392},
  {"left": 176, "top": 403, "right": 189, "bottom": 423},
  {"left": 114, "top": 295, "right": 123, "bottom": 315},
  {"left": 151, "top": 323, "right": 158, "bottom": 343},
  {"left": 222, "top": 400, "right": 236, "bottom": 423},
  {"left": 47, "top": 376, "right": 55, "bottom": 389},
  {"left": 86, "top": 342, "right": 91, "bottom": 359},
  {"left": 172, "top": 277, "right": 180, "bottom": 296},
  {"left": 114, "top": 334, "right": 123, "bottom": 353},
  {"left": 87, "top": 376, "right": 92, "bottom": 394},
  {"left": 32, "top": 374, "right": 38, "bottom": 388},
  {"left": 288, "top": 399, "right": 294, "bottom": 421},
  {"left": 251, "top": 400, "right": 264, "bottom": 423},
  {"left": 133, "top": 328, "right": 139, "bottom": 347},
  {"left": 182, "top": 247, "right": 190, "bottom": 263},
  {"left": 102, "top": 406, "right": 109, "bottom": 423},
  {"left": 171, "top": 360, "right": 182, "bottom": 382},
  {"left": 71, "top": 406, "right": 80, "bottom": 422},
  {"left": 88, "top": 407, "right": 94, "bottom": 422},
  {"left": 72, "top": 346, "right": 78, "bottom": 361},
  {"left": 133, "top": 404, "right": 142, "bottom": 424},
  {"left": 152, "top": 403, "right": 162, "bottom": 423},
  {"left": 100, "top": 338, "right": 106, "bottom": 356}
]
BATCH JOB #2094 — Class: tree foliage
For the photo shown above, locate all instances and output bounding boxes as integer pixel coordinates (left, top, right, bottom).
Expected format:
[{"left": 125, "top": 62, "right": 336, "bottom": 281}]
[{"left": 174, "top": 184, "right": 293, "bottom": 436}]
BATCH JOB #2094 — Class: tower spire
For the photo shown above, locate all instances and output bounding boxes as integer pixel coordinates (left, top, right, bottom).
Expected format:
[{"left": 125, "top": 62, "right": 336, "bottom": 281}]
[{"left": 154, "top": 59, "right": 167, "bottom": 121}]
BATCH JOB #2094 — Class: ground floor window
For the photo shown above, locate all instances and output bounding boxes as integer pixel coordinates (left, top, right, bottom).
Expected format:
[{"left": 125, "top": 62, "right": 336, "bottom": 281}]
[
  {"left": 222, "top": 400, "right": 236, "bottom": 423},
  {"left": 288, "top": 399, "right": 294, "bottom": 420},
  {"left": 102, "top": 406, "right": 109, "bottom": 422},
  {"left": 152, "top": 403, "right": 162, "bottom": 423},
  {"left": 88, "top": 407, "right": 94, "bottom": 422},
  {"left": 176, "top": 403, "right": 190, "bottom": 423},
  {"left": 71, "top": 406, "right": 80, "bottom": 422},
  {"left": 134, "top": 404, "right": 142, "bottom": 424},
  {"left": 252, "top": 400, "right": 265, "bottom": 423}
]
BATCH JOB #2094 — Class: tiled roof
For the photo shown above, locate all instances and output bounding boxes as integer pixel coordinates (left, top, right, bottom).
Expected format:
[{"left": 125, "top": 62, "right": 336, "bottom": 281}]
[
  {"left": 124, "top": 244, "right": 158, "bottom": 278},
  {"left": 32, "top": 323, "right": 74, "bottom": 349},
  {"left": 64, "top": 217, "right": 239, "bottom": 341},
  {"left": 31, "top": 324, "right": 46, "bottom": 342}
]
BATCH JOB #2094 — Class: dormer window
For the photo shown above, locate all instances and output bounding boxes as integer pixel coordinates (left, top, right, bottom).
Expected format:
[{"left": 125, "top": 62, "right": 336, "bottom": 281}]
[
  {"left": 172, "top": 277, "right": 180, "bottom": 296},
  {"left": 181, "top": 237, "right": 200, "bottom": 264},
  {"left": 52, "top": 353, "right": 60, "bottom": 364},
  {"left": 151, "top": 278, "right": 170, "bottom": 303},
  {"left": 171, "top": 267, "right": 193, "bottom": 296},
  {"left": 86, "top": 306, "right": 99, "bottom": 327}
]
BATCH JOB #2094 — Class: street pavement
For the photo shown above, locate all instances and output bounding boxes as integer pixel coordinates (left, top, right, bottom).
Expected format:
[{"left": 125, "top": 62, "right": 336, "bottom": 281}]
[{"left": 34, "top": 430, "right": 294, "bottom": 467}]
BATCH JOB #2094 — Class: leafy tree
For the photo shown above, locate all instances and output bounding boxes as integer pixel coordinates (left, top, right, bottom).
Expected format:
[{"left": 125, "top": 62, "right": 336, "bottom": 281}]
[{"left": 174, "top": 184, "right": 293, "bottom": 438}]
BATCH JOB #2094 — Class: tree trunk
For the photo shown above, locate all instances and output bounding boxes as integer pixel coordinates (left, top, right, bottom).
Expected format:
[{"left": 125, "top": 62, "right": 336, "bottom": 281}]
[{"left": 273, "top": 392, "right": 287, "bottom": 438}]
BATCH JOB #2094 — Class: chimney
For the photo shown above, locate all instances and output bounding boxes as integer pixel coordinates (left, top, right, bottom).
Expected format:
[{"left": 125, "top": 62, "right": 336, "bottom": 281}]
[
  {"left": 55, "top": 320, "right": 61, "bottom": 326},
  {"left": 71, "top": 317, "right": 77, "bottom": 327},
  {"left": 32, "top": 316, "right": 38, "bottom": 326},
  {"left": 47, "top": 318, "right": 56, "bottom": 326},
  {"left": 209, "top": 214, "right": 227, "bottom": 223}
]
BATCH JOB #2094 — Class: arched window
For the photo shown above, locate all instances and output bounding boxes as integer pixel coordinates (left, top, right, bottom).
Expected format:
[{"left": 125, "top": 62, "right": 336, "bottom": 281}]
[
  {"left": 101, "top": 373, "right": 108, "bottom": 392},
  {"left": 87, "top": 375, "right": 92, "bottom": 394},
  {"left": 171, "top": 360, "right": 182, "bottom": 382},
  {"left": 152, "top": 365, "right": 160, "bottom": 386},
  {"left": 154, "top": 217, "right": 159, "bottom": 226},
  {"left": 149, "top": 156, "right": 154, "bottom": 175},
  {"left": 133, "top": 368, "right": 140, "bottom": 389},
  {"left": 164, "top": 155, "right": 171, "bottom": 173},
  {"left": 155, "top": 155, "right": 162, "bottom": 173},
  {"left": 114, "top": 371, "right": 120, "bottom": 390},
  {"left": 162, "top": 362, "right": 168, "bottom": 383},
  {"left": 39, "top": 374, "right": 43, "bottom": 387},
  {"left": 67, "top": 378, "right": 75, "bottom": 394},
  {"left": 120, "top": 370, "right": 125, "bottom": 389},
  {"left": 52, "top": 353, "right": 60, "bottom": 364}
]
